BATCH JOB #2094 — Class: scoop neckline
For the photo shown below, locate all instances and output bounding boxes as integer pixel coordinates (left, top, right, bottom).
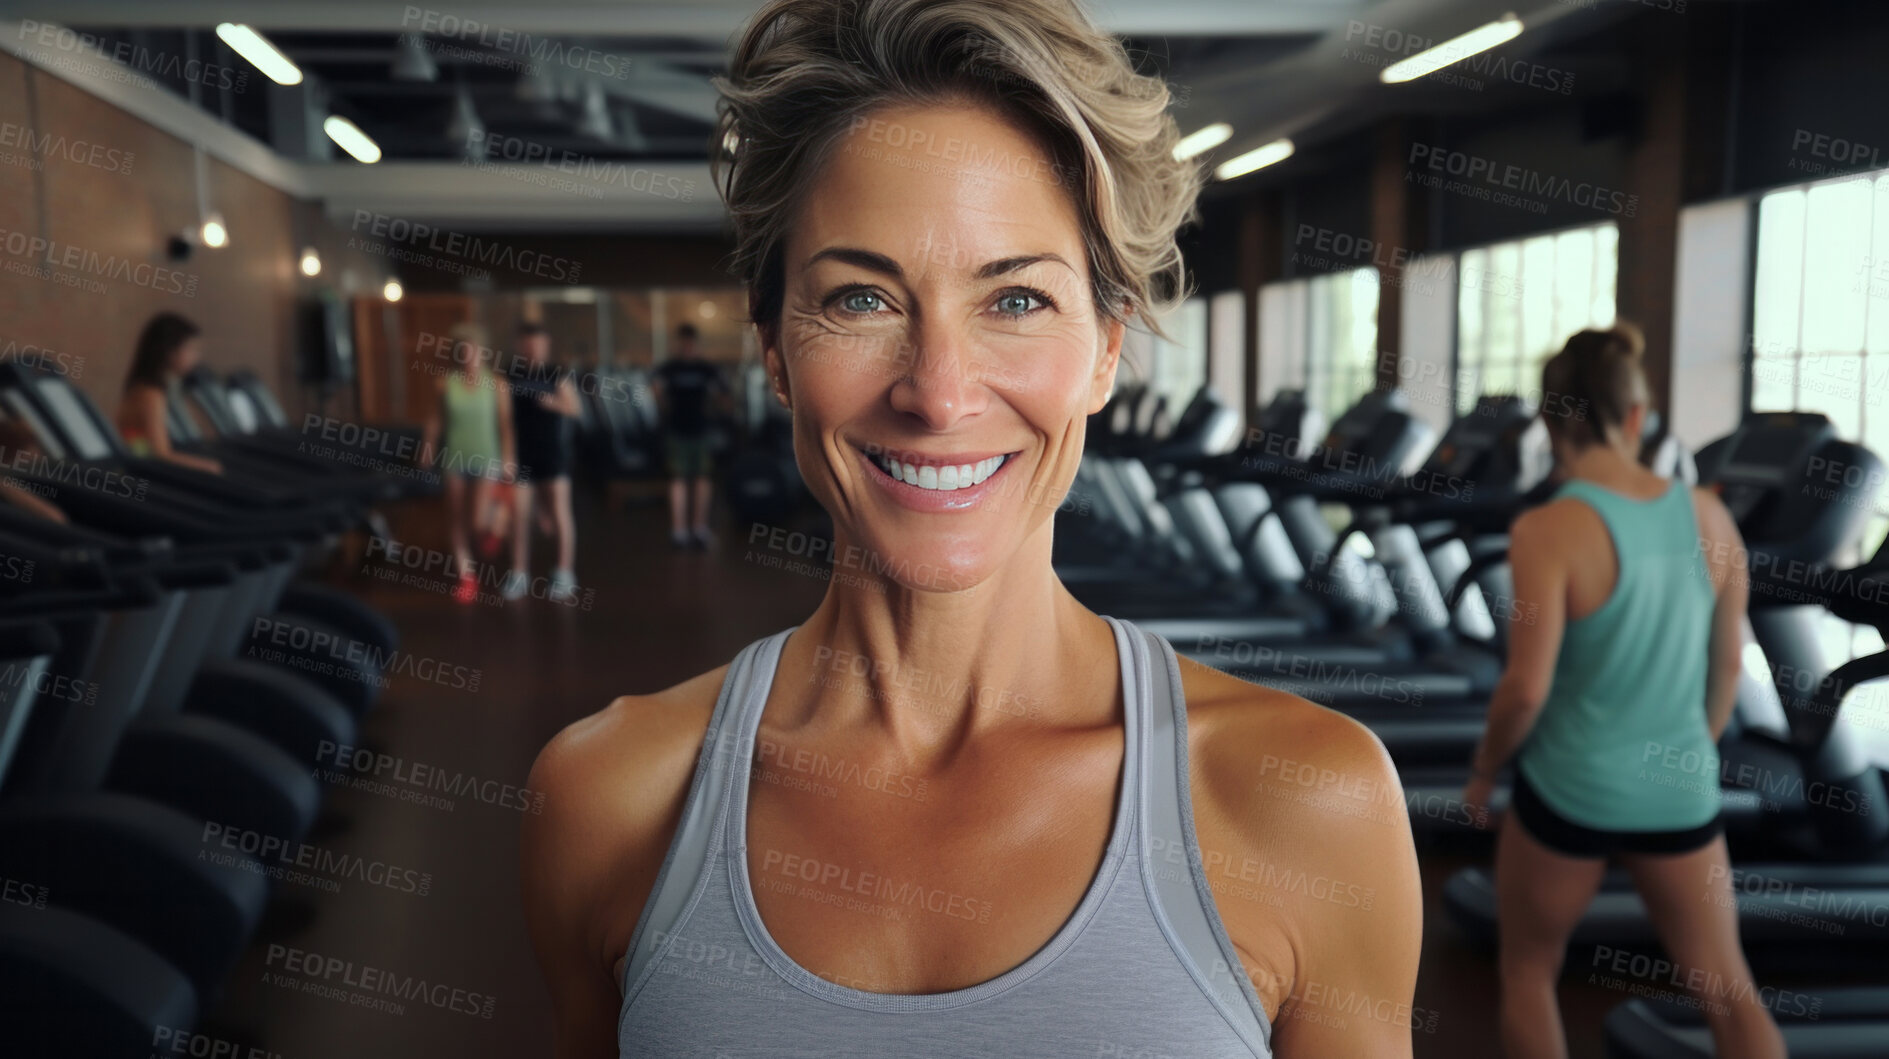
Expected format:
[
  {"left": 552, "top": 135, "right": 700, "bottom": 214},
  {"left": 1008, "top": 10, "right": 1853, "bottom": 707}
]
[
  {"left": 725, "top": 617, "right": 1140, "bottom": 1012},
  {"left": 1560, "top": 475, "right": 1683, "bottom": 505}
]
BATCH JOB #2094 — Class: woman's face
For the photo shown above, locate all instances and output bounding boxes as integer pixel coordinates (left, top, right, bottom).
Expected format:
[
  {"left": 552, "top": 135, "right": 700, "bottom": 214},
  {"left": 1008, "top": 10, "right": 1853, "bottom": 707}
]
[
  {"left": 767, "top": 102, "right": 1122, "bottom": 593},
  {"left": 171, "top": 337, "right": 203, "bottom": 375}
]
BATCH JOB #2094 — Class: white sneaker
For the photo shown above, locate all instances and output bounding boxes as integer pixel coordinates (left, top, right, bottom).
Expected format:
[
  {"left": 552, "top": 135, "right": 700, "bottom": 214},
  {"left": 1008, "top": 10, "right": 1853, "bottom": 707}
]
[
  {"left": 500, "top": 569, "right": 530, "bottom": 602},
  {"left": 548, "top": 569, "right": 578, "bottom": 604}
]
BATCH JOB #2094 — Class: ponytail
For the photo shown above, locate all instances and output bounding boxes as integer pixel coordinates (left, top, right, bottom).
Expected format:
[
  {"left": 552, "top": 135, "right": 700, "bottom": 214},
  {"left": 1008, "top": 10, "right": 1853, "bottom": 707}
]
[{"left": 1540, "top": 320, "right": 1648, "bottom": 449}]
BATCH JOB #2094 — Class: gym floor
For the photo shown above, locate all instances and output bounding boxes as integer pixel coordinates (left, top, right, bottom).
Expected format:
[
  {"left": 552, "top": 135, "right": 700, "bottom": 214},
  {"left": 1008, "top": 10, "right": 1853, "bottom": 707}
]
[{"left": 193, "top": 488, "right": 1632, "bottom": 1058}]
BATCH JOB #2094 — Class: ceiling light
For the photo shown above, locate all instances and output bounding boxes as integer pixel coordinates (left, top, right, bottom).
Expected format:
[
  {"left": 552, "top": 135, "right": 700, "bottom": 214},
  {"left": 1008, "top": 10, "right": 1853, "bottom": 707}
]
[
  {"left": 324, "top": 115, "right": 382, "bottom": 163},
  {"left": 383, "top": 279, "right": 404, "bottom": 302},
  {"left": 199, "top": 213, "right": 228, "bottom": 248},
  {"left": 1381, "top": 14, "right": 1524, "bottom": 84},
  {"left": 1174, "top": 122, "right": 1232, "bottom": 161},
  {"left": 299, "top": 247, "right": 322, "bottom": 276},
  {"left": 215, "top": 23, "right": 302, "bottom": 86},
  {"left": 1214, "top": 138, "right": 1295, "bottom": 180}
]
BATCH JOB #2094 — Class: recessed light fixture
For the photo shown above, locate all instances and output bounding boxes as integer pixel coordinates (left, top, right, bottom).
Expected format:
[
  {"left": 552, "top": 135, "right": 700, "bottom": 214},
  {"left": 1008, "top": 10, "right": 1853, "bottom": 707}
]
[
  {"left": 299, "top": 247, "right": 322, "bottom": 276},
  {"left": 215, "top": 23, "right": 303, "bottom": 86},
  {"left": 383, "top": 279, "right": 404, "bottom": 302},
  {"left": 1214, "top": 138, "right": 1295, "bottom": 180},
  {"left": 324, "top": 115, "right": 382, "bottom": 164},
  {"left": 1174, "top": 123, "right": 1232, "bottom": 161},
  {"left": 1381, "top": 14, "right": 1524, "bottom": 84}
]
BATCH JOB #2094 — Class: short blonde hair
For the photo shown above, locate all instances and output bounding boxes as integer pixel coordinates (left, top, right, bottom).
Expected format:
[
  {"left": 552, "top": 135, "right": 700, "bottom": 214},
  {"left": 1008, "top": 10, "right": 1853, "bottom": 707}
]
[{"left": 713, "top": 0, "right": 1202, "bottom": 338}]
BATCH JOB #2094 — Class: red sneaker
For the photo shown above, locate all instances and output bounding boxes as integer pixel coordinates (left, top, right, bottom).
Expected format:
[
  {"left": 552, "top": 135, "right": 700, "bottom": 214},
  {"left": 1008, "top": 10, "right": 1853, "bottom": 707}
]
[{"left": 452, "top": 573, "right": 479, "bottom": 605}]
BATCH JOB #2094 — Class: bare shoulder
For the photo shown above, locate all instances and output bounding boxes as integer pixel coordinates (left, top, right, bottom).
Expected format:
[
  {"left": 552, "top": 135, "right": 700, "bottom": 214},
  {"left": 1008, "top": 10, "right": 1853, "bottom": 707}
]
[
  {"left": 1176, "top": 654, "right": 1403, "bottom": 828},
  {"left": 1172, "top": 653, "right": 1421, "bottom": 1028},
  {"left": 1690, "top": 484, "right": 1738, "bottom": 541},
  {"left": 520, "top": 665, "right": 732, "bottom": 972}
]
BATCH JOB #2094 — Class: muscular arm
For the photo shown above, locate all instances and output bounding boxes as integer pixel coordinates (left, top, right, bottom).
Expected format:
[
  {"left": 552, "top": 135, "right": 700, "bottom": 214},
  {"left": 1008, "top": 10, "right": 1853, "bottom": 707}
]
[
  {"left": 1469, "top": 507, "right": 1569, "bottom": 780},
  {"left": 520, "top": 674, "right": 726, "bottom": 1057},
  {"left": 1188, "top": 670, "right": 1423, "bottom": 1057},
  {"left": 1694, "top": 489, "right": 1749, "bottom": 741}
]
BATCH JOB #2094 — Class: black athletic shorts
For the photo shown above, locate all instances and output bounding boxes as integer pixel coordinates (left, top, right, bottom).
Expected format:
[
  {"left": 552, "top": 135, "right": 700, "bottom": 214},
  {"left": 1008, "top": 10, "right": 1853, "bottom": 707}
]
[{"left": 1510, "top": 770, "right": 1724, "bottom": 859}]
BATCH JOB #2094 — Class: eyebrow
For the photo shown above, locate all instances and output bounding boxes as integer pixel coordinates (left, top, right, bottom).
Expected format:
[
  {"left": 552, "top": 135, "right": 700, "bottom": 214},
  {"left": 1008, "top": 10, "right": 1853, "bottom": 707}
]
[{"left": 804, "top": 247, "right": 1074, "bottom": 281}]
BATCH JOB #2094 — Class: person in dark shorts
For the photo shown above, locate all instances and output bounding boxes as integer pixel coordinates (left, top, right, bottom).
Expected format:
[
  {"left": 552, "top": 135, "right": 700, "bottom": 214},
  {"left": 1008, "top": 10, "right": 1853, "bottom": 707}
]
[
  {"left": 502, "top": 321, "right": 582, "bottom": 602},
  {"left": 1461, "top": 324, "right": 1783, "bottom": 1059},
  {"left": 651, "top": 322, "right": 729, "bottom": 548}
]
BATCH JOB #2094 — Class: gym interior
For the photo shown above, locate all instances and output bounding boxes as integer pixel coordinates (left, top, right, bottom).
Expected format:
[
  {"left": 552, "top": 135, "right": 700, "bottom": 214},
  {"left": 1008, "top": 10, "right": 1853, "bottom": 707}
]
[{"left": 1, "top": 0, "right": 1886, "bottom": 1056}]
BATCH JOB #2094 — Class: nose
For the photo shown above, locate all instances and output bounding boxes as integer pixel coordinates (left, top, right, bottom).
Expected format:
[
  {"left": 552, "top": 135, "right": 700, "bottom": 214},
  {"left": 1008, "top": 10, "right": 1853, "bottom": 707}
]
[{"left": 887, "top": 317, "right": 990, "bottom": 430}]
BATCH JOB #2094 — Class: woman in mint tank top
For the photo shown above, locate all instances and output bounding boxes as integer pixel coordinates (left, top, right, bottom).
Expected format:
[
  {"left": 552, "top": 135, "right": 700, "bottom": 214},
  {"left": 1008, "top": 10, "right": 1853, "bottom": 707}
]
[
  {"left": 520, "top": 1, "right": 1423, "bottom": 1056},
  {"left": 421, "top": 322, "right": 514, "bottom": 605},
  {"left": 1463, "top": 324, "right": 1783, "bottom": 1059}
]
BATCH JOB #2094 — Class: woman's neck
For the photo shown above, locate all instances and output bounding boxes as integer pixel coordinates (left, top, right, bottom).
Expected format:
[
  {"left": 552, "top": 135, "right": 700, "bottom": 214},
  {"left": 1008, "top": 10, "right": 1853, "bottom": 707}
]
[
  {"left": 780, "top": 519, "right": 1113, "bottom": 765},
  {"left": 1563, "top": 439, "right": 1643, "bottom": 484}
]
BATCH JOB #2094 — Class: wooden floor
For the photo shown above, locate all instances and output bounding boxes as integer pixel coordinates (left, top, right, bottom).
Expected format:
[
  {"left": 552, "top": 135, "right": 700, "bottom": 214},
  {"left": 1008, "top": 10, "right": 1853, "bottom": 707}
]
[{"left": 201, "top": 481, "right": 1658, "bottom": 1057}]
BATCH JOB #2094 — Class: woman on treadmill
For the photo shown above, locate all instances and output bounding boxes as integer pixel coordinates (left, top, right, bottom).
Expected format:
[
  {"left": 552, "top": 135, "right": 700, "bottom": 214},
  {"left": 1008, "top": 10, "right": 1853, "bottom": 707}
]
[
  {"left": 1461, "top": 324, "right": 1785, "bottom": 1059},
  {"left": 116, "top": 312, "right": 222, "bottom": 475},
  {"left": 521, "top": 1, "right": 1419, "bottom": 1056}
]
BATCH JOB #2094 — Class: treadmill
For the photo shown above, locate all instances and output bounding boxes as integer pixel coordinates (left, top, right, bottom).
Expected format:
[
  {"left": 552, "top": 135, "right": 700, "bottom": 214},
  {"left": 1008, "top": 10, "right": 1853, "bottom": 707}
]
[{"left": 1443, "top": 413, "right": 1889, "bottom": 973}]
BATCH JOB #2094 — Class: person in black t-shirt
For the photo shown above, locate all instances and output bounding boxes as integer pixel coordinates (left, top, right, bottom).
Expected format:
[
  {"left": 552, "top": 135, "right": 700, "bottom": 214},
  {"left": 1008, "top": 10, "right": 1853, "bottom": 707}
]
[
  {"left": 651, "top": 322, "right": 729, "bottom": 548},
  {"left": 502, "top": 321, "right": 582, "bottom": 602}
]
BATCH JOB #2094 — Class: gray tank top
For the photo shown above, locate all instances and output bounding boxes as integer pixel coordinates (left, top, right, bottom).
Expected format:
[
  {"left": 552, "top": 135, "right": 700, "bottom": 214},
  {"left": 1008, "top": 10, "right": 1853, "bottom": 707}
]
[{"left": 616, "top": 616, "right": 1273, "bottom": 1058}]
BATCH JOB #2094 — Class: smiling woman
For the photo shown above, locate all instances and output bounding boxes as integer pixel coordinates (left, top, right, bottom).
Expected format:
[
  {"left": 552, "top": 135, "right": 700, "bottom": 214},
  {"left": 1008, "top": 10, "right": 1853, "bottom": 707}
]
[{"left": 519, "top": 2, "right": 1420, "bottom": 1057}]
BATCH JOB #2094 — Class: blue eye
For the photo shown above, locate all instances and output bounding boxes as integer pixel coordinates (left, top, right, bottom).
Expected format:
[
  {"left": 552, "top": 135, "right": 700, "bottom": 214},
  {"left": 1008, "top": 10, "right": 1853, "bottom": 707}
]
[
  {"left": 841, "top": 291, "right": 884, "bottom": 314},
  {"left": 995, "top": 291, "right": 1043, "bottom": 316}
]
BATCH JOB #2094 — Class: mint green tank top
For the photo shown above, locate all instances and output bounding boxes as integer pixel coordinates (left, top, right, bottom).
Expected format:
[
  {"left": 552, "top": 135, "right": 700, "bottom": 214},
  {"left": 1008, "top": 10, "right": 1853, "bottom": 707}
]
[
  {"left": 441, "top": 368, "right": 501, "bottom": 476},
  {"left": 1515, "top": 478, "right": 1721, "bottom": 831}
]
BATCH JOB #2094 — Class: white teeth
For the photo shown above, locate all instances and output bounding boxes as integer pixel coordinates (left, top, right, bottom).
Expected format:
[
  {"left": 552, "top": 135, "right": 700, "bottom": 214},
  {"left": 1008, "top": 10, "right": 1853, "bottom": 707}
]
[{"left": 874, "top": 453, "right": 1009, "bottom": 491}]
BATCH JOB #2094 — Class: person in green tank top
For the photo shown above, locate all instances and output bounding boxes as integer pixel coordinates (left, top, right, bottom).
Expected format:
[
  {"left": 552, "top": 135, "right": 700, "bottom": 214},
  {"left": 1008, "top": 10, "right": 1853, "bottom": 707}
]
[
  {"left": 1462, "top": 324, "right": 1782, "bottom": 1059},
  {"left": 422, "top": 321, "right": 515, "bottom": 605}
]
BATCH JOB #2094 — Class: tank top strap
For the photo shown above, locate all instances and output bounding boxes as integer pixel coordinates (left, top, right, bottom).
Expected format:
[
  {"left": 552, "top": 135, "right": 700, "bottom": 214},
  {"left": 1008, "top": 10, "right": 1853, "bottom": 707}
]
[
  {"left": 620, "top": 627, "right": 794, "bottom": 997},
  {"left": 1120, "top": 618, "right": 1274, "bottom": 1054}
]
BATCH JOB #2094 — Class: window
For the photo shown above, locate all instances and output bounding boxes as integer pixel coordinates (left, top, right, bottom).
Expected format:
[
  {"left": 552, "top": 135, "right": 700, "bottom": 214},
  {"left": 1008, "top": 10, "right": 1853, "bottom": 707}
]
[
  {"left": 1750, "top": 170, "right": 1889, "bottom": 754},
  {"left": 1455, "top": 223, "right": 1618, "bottom": 414},
  {"left": 1259, "top": 267, "right": 1380, "bottom": 426},
  {"left": 1146, "top": 296, "right": 1210, "bottom": 422}
]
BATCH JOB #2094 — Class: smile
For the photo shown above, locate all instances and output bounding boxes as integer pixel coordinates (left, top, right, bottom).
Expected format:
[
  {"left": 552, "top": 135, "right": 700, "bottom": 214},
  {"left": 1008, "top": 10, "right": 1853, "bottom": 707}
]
[{"left": 870, "top": 452, "right": 1010, "bottom": 491}]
